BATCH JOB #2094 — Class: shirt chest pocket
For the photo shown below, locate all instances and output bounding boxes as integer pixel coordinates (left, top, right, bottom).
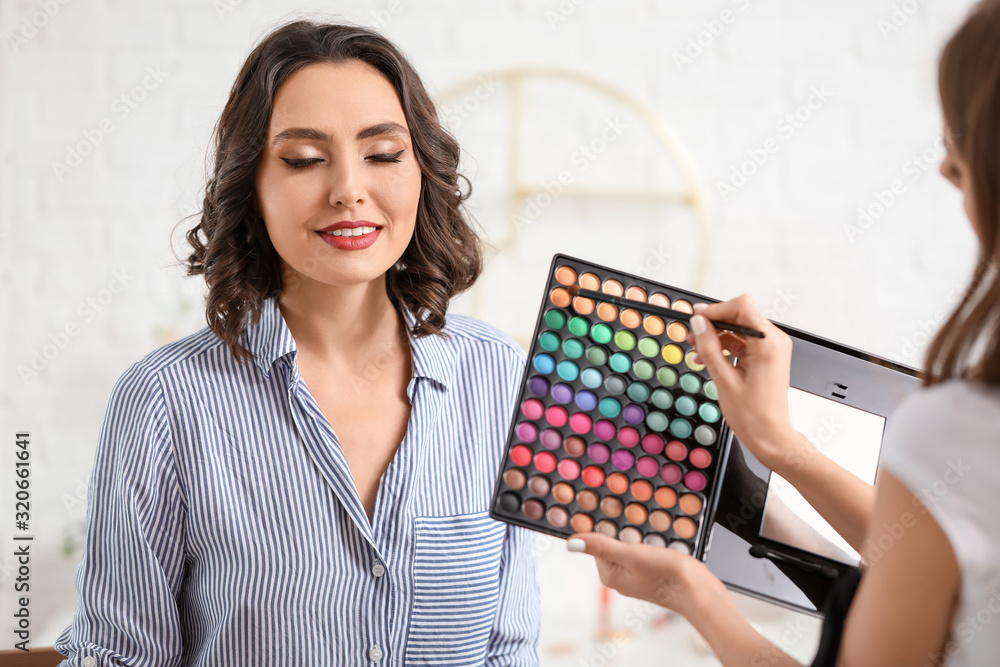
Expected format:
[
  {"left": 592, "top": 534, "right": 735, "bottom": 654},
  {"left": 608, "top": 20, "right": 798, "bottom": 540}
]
[{"left": 404, "top": 511, "right": 508, "bottom": 665}]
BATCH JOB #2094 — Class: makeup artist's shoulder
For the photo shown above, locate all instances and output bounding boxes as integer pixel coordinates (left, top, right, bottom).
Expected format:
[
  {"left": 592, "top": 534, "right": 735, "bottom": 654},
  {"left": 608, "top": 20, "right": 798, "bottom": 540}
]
[
  {"left": 892, "top": 379, "right": 1000, "bottom": 434},
  {"left": 442, "top": 314, "right": 527, "bottom": 361}
]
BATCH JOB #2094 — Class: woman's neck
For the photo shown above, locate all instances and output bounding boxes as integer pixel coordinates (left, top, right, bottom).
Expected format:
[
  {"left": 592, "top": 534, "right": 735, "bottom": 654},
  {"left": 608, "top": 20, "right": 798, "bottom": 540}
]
[{"left": 277, "top": 273, "right": 408, "bottom": 368}]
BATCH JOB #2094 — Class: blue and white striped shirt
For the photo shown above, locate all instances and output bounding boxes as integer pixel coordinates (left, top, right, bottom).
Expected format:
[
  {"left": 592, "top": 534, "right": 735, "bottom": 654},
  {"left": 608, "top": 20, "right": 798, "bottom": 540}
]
[{"left": 54, "top": 295, "right": 540, "bottom": 666}]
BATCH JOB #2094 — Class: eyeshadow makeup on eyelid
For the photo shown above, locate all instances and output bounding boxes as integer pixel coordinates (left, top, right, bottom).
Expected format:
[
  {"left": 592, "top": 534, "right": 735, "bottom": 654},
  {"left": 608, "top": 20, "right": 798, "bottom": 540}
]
[{"left": 493, "top": 257, "right": 732, "bottom": 557}]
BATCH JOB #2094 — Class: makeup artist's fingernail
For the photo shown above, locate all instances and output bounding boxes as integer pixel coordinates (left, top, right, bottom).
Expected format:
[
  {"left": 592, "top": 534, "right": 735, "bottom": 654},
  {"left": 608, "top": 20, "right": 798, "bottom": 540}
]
[
  {"left": 691, "top": 315, "right": 707, "bottom": 336},
  {"left": 567, "top": 538, "right": 586, "bottom": 553},
  {"left": 693, "top": 303, "right": 707, "bottom": 312}
]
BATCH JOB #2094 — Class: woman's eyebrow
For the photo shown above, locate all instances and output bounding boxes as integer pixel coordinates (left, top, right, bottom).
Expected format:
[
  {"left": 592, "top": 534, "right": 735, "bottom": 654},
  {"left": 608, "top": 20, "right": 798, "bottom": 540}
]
[
  {"left": 355, "top": 121, "right": 408, "bottom": 140},
  {"left": 271, "top": 121, "right": 408, "bottom": 147}
]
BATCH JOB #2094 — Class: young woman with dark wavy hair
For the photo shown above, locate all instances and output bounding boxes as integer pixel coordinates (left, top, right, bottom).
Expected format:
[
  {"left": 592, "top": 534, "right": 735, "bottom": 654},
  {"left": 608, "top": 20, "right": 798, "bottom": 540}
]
[
  {"left": 567, "top": 2, "right": 1000, "bottom": 665},
  {"left": 55, "top": 20, "right": 539, "bottom": 666}
]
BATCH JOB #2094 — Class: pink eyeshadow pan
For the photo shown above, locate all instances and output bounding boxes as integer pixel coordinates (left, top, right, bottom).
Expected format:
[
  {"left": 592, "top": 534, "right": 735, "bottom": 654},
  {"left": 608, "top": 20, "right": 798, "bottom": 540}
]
[
  {"left": 569, "top": 412, "right": 593, "bottom": 434},
  {"left": 588, "top": 443, "right": 611, "bottom": 464},
  {"left": 660, "top": 464, "right": 683, "bottom": 484},
  {"left": 641, "top": 434, "right": 665, "bottom": 455},
  {"left": 618, "top": 426, "right": 640, "bottom": 447},
  {"left": 558, "top": 458, "right": 581, "bottom": 480},
  {"left": 594, "top": 420, "right": 617, "bottom": 441},
  {"left": 689, "top": 448, "right": 712, "bottom": 469},
  {"left": 636, "top": 456, "right": 659, "bottom": 478},
  {"left": 685, "top": 470, "right": 707, "bottom": 492}
]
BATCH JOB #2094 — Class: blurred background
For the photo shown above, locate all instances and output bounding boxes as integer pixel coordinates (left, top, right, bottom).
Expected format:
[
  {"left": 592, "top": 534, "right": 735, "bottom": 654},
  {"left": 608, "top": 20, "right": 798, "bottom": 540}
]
[{"left": 0, "top": 0, "right": 982, "bottom": 663}]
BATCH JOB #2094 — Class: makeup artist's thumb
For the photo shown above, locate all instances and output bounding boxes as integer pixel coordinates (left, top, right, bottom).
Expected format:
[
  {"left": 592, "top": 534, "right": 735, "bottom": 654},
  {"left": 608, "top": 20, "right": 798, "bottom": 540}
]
[{"left": 690, "top": 315, "right": 737, "bottom": 390}]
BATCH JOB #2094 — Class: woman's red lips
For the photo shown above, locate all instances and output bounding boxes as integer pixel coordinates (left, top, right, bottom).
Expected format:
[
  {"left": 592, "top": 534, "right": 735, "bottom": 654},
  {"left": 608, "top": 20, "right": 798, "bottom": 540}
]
[{"left": 316, "top": 223, "right": 381, "bottom": 251}]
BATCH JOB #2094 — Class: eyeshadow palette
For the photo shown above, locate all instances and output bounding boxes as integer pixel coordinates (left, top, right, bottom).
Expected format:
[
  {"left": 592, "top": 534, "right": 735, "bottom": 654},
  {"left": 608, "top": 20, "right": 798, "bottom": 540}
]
[
  {"left": 490, "top": 254, "right": 730, "bottom": 557},
  {"left": 490, "top": 252, "right": 924, "bottom": 615}
]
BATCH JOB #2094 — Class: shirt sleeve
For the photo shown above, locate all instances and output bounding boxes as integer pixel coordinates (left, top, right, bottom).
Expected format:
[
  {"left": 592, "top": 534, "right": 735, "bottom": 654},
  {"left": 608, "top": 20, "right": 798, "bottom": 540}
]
[
  {"left": 54, "top": 361, "right": 187, "bottom": 667},
  {"left": 876, "top": 384, "right": 982, "bottom": 577},
  {"left": 485, "top": 343, "right": 541, "bottom": 666},
  {"left": 484, "top": 523, "right": 542, "bottom": 666}
]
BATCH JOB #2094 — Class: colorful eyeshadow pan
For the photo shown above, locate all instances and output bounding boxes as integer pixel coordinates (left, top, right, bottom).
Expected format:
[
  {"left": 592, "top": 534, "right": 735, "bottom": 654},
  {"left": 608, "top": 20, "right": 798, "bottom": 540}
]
[
  {"left": 562, "top": 338, "right": 585, "bottom": 359},
  {"left": 579, "top": 272, "right": 600, "bottom": 290},
  {"left": 614, "top": 330, "right": 636, "bottom": 351},
  {"left": 617, "top": 426, "right": 640, "bottom": 448},
  {"left": 573, "top": 296, "right": 595, "bottom": 316},
  {"left": 575, "top": 390, "right": 598, "bottom": 411},
  {"left": 643, "top": 316, "right": 665, "bottom": 336},
  {"left": 638, "top": 337, "right": 660, "bottom": 358},
  {"left": 620, "top": 309, "right": 642, "bottom": 329},
  {"left": 657, "top": 366, "right": 678, "bottom": 387},
  {"left": 569, "top": 317, "right": 590, "bottom": 337},
  {"left": 620, "top": 526, "right": 643, "bottom": 543},
  {"left": 591, "top": 323, "right": 613, "bottom": 344},
  {"left": 540, "top": 429, "right": 561, "bottom": 450},
  {"left": 627, "top": 382, "right": 651, "bottom": 402},
  {"left": 662, "top": 344, "right": 683, "bottom": 365},
  {"left": 528, "top": 376, "right": 549, "bottom": 396},
  {"left": 586, "top": 346, "right": 608, "bottom": 365},
  {"left": 555, "top": 266, "right": 578, "bottom": 286},
  {"left": 551, "top": 383, "right": 574, "bottom": 404},
  {"left": 597, "top": 302, "right": 618, "bottom": 321},
  {"left": 602, "top": 280, "right": 624, "bottom": 296},
  {"left": 493, "top": 257, "right": 726, "bottom": 557},
  {"left": 581, "top": 368, "right": 603, "bottom": 388},
  {"left": 565, "top": 436, "right": 587, "bottom": 457},
  {"left": 545, "top": 310, "right": 566, "bottom": 329}
]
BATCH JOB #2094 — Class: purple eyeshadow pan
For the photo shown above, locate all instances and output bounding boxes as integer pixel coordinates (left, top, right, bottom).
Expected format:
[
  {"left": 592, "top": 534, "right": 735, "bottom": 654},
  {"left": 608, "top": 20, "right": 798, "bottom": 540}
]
[
  {"left": 575, "top": 390, "right": 598, "bottom": 411},
  {"left": 540, "top": 428, "right": 562, "bottom": 450},
  {"left": 612, "top": 449, "right": 635, "bottom": 471},
  {"left": 588, "top": 443, "right": 611, "bottom": 464},
  {"left": 528, "top": 376, "right": 549, "bottom": 396},
  {"left": 552, "top": 383, "right": 575, "bottom": 404},
  {"left": 622, "top": 404, "right": 645, "bottom": 425},
  {"left": 516, "top": 422, "right": 538, "bottom": 443}
]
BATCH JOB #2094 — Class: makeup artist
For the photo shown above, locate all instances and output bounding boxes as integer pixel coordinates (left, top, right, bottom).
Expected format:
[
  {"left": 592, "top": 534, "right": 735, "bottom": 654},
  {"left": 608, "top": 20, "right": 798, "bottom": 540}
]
[
  {"left": 568, "top": 1, "right": 1000, "bottom": 664},
  {"left": 54, "top": 20, "right": 539, "bottom": 666}
]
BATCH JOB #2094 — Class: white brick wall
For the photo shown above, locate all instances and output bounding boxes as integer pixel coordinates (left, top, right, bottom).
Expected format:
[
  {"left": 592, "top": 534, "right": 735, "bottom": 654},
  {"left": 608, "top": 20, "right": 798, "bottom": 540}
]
[{"left": 0, "top": 0, "right": 981, "bottom": 662}]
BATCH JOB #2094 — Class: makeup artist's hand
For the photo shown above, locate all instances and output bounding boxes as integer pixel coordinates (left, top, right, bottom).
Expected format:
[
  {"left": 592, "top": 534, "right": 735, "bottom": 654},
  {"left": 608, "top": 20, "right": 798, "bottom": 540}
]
[
  {"left": 687, "top": 296, "right": 805, "bottom": 474},
  {"left": 567, "top": 533, "right": 801, "bottom": 667},
  {"left": 566, "top": 532, "right": 728, "bottom": 617}
]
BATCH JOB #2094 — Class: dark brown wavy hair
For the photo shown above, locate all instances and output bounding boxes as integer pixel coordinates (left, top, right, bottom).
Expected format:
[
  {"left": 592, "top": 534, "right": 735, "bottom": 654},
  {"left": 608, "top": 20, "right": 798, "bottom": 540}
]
[
  {"left": 178, "top": 19, "right": 482, "bottom": 364},
  {"left": 924, "top": 0, "right": 1000, "bottom": 386}
]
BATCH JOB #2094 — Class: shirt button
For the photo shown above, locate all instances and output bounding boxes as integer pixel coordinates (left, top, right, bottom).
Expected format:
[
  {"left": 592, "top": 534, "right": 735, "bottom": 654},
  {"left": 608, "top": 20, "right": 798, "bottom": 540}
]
[
  {"left": 82, "top": 658, "right": 97, "bottom": 667},
  {"left": 372, "top": 562, "right": 385, "bottom": 578},
  {"left": 369, "top": 645, "right": 384, "bottom": 662}
]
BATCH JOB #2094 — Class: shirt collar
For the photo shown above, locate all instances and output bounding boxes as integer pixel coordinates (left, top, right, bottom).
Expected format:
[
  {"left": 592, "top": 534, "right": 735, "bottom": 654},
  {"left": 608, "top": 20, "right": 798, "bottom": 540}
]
[{"left": 244, "top": 295, "right": 455, "bottom": 389}]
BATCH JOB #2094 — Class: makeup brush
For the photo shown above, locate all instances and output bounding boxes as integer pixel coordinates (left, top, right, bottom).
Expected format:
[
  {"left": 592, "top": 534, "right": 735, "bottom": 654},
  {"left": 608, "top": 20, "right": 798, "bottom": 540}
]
[{"left": 566, "top": 285, "right": 765, "bottom": 339}]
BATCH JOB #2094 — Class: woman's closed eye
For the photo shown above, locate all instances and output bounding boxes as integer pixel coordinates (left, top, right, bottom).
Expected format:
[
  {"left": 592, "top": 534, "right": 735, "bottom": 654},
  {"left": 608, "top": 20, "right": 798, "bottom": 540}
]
[
  {"left": 365, "top": 149, "right": 404, "bottom": 163},
  {"left": 281, "top": 157, "right": 323, "bottom": 169},
  {"left": 280, "top": 149, "right": 404, "bottom": 170}
]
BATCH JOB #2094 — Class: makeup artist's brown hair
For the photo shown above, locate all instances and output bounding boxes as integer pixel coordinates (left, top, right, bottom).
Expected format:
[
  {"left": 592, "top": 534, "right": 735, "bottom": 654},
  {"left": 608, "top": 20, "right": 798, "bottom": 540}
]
[
  {"left": 924, "top": 0, "right": 1000, "bottom": 386},
  {"left": 179, "top": 19, "right": 481, "bottom": 364}
]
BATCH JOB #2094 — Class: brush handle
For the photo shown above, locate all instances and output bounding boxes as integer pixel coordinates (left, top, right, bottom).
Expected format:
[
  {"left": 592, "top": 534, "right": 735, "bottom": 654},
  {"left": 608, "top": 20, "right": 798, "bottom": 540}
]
[{"left": 572, "top": 288, "right": 766, "bottom": 339}]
